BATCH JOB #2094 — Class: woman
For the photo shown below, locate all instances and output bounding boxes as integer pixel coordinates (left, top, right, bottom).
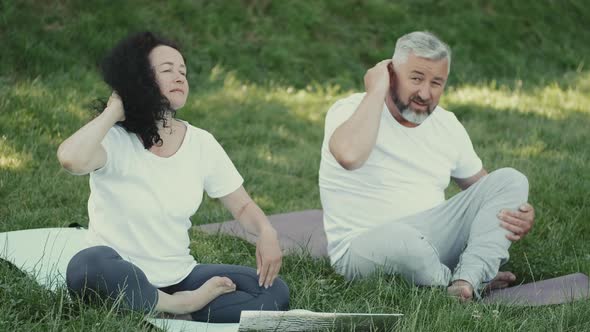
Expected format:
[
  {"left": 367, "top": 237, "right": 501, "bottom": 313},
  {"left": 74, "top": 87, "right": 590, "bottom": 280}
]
[{"left": 57, "top": 31, "right": 289, "bottom": 323}]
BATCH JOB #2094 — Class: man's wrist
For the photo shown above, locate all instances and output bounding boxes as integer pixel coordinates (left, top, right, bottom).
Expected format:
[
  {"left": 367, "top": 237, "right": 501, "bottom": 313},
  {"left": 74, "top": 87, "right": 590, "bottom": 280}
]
[{"left": 366, "top": 87, "right": 388, "bottom": 99}]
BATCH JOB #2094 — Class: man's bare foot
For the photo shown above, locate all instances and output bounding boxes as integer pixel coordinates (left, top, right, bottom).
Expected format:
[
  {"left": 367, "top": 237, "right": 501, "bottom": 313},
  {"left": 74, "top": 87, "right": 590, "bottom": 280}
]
[
  {"left": 447, "top": 279, "right": 474, "bottom": 302},
  {"left": 485, "top": 271, "right": 516, "bottom": 292},
  {"left": 172, "top": 276, "right": 236, "bottom": 314}
]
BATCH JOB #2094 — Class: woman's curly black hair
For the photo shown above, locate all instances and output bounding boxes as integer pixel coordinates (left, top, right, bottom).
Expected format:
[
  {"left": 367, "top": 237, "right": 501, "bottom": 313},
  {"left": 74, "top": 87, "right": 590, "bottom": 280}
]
[{"left": 99, "top": 31, "right": 182, "bottom": 149}]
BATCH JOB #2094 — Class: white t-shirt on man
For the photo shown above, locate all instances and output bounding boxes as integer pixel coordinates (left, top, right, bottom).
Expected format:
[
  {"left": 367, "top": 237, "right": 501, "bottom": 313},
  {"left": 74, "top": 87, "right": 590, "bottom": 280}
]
[
  {"left": 86, "top": 121, "right": 243, "bottom": 287},
  {"left": 319, "top": 93, "right": 482, "bottom": 264}
]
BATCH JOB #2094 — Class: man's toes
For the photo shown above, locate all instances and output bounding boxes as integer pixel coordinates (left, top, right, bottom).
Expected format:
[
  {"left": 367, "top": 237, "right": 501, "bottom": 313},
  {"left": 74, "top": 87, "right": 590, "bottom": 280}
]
[
  {"left": 488, "top": 271, "right": 516, "bottom": 290},
  {"left": 495, "top": 271, "right": 516, "bottom": 282}
]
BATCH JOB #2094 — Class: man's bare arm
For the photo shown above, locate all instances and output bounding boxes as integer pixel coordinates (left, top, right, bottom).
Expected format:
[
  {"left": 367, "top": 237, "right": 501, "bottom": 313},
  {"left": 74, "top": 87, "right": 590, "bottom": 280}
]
[{"left": 329, "top": 60, "right": 392, "bottom": 170}]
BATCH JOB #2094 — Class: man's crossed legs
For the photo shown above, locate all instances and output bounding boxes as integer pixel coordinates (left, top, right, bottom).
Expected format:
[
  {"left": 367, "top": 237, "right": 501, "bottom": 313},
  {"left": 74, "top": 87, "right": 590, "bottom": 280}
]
[{"left": 334, "top": 168, "right": 529, "bottom": 300}]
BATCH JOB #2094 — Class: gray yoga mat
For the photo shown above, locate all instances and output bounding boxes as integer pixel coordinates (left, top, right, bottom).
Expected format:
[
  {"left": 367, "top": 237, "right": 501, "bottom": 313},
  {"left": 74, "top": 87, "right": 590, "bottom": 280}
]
[
  {"left": 482, "top": 273, "right": 589, "bottom": 306},
  {"left": 196, "top": 210, "right": 589, "bottom": 306},
  {"left": 197, "top": 209, "right": 327, "bottom": 257}
]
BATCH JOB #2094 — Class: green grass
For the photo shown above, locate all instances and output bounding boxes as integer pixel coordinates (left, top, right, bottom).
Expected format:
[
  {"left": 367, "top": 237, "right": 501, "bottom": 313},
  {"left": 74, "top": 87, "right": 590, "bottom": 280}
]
[{"left": 1, "top": 0, "right": 589, "bottom": 330}]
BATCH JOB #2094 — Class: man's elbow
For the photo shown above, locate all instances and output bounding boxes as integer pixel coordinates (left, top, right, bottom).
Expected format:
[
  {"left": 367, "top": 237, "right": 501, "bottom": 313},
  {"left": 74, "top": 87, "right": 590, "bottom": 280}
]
[
  {"left": 337, "top": 157, "right": 364, "bottom": 170},
  {"left": 330, "top": 149, "right": 365, "bottom": 170},
  {"left": 328, "top": 137, "right": 369, "bottom": 170}
]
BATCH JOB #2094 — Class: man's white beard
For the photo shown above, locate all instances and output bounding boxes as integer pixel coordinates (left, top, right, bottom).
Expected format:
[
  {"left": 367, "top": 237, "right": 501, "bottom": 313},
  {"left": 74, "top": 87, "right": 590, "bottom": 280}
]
[{"left": 400, "top": 107, "right": 429, "bottom": 124}]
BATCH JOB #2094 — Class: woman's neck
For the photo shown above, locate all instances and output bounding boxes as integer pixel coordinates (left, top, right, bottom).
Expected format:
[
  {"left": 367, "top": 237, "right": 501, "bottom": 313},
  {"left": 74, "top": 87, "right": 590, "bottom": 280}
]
[{"left": 157, "top": 111, "right": 175, "bottom": 130}]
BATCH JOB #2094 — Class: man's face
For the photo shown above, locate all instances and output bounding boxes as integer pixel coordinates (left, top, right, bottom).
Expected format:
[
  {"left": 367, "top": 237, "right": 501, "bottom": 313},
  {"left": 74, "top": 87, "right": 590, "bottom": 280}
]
[{"left": 391, "top": 52, "right": 449, "bottom": 124}]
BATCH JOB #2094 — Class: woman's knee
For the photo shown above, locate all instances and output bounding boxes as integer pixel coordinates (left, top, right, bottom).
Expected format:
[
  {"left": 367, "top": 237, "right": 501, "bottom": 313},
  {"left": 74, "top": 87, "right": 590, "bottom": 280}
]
[
  {"left": 218, "top": 264, "right": 290, "bottom": 310},
  {"left": 267, "top": 277, "right": 290, "bottom": 310},
  {"left": 66, "top": 246, "right": 119, "bottom": 291}
]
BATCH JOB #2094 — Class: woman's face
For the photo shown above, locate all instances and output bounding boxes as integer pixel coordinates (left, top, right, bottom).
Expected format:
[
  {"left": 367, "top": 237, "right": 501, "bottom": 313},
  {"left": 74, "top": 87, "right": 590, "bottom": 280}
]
[{"left": 149, "top": 45, "right": 189, "bottom": 110}]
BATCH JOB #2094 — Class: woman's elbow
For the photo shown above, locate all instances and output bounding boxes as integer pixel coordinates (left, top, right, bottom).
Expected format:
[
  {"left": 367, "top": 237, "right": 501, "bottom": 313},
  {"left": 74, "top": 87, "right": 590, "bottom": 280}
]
[
  {"left": 57, "top": 144, "right": 83, "bottom": 174},
  {"left": 57, "top": 144, "right": 71, "bottom": 168}
]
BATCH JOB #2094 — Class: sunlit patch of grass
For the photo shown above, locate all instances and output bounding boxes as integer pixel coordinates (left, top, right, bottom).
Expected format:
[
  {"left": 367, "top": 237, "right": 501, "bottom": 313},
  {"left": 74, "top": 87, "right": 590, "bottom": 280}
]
[
  {"left": 493, "top": 140, "right": 569, "bottom": 161},
  {"left": 443, "top": 73, "right": 590, "bottom": 119},
  {"left": 191, "top": 69, "right": 346, "bottom": 125},
  {"left": 0, "top": 136, "right": 31, "bottom": 170},
  {"left": 12, "top": 79, "right": 50, "bottom": 99},
  {"left": 0, "top": 155, "right": 25, "bottom": 170}
]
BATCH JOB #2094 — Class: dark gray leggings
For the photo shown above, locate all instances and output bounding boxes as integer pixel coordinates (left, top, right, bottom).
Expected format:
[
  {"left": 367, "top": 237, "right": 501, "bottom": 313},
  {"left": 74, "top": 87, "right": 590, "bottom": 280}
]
[{"left": 66, "top": 246, "right": 290, "bottom": 323}]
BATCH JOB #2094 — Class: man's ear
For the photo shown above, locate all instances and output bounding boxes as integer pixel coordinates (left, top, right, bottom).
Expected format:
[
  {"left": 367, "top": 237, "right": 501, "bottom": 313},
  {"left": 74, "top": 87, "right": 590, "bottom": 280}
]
[
  {"left": 388, "top": 62, "right": 397, "bottom": 90},
  {"left": 387, "top": 62, "right": 398, "bottom": 96}
]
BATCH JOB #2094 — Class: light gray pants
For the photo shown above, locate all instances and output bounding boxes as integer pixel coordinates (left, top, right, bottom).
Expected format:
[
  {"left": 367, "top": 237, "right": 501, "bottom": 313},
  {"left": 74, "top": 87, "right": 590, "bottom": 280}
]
[{"left": 334, "top": 168, "right": 529, "bottom": 294}]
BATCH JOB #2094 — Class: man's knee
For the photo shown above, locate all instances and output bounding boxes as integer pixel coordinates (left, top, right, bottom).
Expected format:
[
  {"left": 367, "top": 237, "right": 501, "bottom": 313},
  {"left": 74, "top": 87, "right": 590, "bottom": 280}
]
[
  {"left": 490, "top": 167, "right": 528, "bottom": 187},
  {"left": 489, "top": 167, "right": 529, "bottom": 194}
]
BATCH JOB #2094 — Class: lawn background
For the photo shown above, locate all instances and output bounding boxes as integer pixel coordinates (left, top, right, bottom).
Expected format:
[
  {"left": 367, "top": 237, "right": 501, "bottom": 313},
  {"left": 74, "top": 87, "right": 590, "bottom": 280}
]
[{"left": 0, "top": 0, "right": 589, "bottom": 330}]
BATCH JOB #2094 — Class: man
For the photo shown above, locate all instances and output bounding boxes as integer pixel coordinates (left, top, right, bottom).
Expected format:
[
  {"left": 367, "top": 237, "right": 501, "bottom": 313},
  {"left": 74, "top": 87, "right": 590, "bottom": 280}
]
[{"left": 319, "top": 31, "right": 534, "bottom": 300}]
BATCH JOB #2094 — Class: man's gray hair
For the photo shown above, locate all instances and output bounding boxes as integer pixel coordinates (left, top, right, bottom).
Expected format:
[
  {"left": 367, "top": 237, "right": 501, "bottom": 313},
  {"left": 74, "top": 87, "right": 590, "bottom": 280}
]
[{"left": 392, "top": 31, "right": 451, "bottom": 73}]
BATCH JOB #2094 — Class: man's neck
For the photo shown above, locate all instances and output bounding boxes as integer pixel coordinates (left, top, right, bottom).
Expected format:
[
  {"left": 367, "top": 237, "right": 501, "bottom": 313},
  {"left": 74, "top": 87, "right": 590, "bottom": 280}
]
[{"left": 384, "top": 94, "right": 419, "bottom": 128}]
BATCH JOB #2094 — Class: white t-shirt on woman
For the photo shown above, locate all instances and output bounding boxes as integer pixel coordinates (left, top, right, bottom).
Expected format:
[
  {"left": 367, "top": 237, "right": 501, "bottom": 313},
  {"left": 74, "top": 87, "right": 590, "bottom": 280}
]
[{"left": 86, "top": 121, "right": 243, "bottom": 287}]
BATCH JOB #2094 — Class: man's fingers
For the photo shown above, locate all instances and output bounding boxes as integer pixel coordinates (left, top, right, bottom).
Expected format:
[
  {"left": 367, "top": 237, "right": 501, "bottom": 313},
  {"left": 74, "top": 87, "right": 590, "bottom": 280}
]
[
  {"left": 505, "top": 233, "right": 521, "bottom": 242},
  {"left": 519, "top": 203, "right": 533, "bottom": 212},
  {"left": 500, "top": 221, "right": 523, "bottom": 235},
  {"left": 371, "top": 59, "right": 392, "bottom": 72},
  {"left": 499, "top": 213, "right": 526, "bottom": 228},
  {"left": 377, "top": 59, "right": 392, "bottom": 66},
  {"left": 499, "top": 210, "right": 528, "bottom": 221},
  {"left": 499, "top": 212, "right": 531, "bottom": 233},
  {"left": 498, "top": 207, "right": 534, "bottom": 240}
]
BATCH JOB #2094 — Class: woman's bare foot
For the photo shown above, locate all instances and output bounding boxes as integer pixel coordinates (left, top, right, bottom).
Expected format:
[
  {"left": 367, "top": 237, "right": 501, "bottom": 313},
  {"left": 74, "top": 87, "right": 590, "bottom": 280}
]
[
  {"left": 156, "top": 276, "right": 236, "bottom": 315},
  {"left": 175, "top": 276, "right": 236, "bottom": 313},
  {"left": 447, "top": 279, "right": 474, "bottom": 302}
]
